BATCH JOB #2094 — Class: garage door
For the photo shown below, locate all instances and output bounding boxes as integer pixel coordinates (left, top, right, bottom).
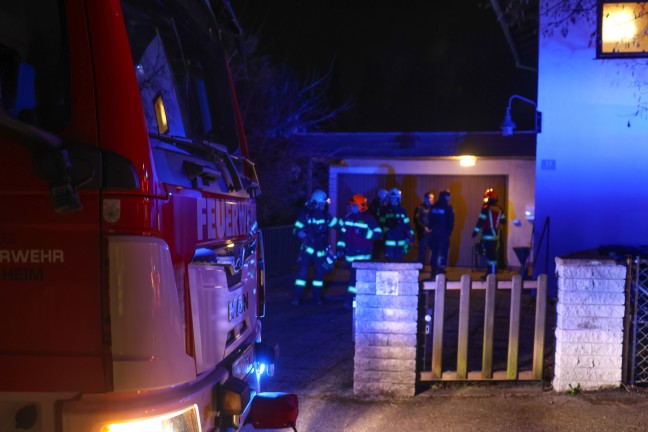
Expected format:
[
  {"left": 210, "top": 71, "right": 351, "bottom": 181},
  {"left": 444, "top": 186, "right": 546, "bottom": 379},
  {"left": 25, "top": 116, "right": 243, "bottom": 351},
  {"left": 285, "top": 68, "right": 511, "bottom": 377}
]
[{"left": 336, "top": 174, "right": 508, "bottom": 268}]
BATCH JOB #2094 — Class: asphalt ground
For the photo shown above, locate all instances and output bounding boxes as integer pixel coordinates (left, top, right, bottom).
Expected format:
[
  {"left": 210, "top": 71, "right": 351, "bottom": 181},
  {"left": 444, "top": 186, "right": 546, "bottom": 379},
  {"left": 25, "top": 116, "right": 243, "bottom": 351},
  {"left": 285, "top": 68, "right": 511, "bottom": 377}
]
[{"left": 241, "top": 266, "right": 648, "bottom": 432}]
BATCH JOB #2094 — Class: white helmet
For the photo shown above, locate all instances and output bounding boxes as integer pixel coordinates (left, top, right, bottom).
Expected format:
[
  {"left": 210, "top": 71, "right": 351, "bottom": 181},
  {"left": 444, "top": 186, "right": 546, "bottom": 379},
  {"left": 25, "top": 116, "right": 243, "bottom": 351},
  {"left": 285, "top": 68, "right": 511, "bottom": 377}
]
[
  {"left": 388, "top": 188, "right": 401, "bottom": 202},
  {"left": 309, "top": 189, "right": 329, "bottom": 208}
]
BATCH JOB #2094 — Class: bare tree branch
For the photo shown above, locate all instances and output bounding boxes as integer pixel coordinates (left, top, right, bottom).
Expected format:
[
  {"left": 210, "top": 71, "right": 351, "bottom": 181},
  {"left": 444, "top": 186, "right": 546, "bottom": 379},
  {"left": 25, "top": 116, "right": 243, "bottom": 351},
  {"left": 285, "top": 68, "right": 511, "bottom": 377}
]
[
  {"left": 492, "top": 0, "right": 648, "bottom": 121},
  {"left": 220, "top": 28, "right": 351, "bottom": 225}
]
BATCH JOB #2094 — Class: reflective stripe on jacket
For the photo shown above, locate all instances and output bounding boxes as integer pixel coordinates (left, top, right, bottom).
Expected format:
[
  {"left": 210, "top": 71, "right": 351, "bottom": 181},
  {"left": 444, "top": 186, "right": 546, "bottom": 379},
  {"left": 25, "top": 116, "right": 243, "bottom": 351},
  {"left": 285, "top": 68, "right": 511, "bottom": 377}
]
[
  {"left": 293, "top": 207, "right": 337, "bottom": 251},
  {"left": 337, "top": 211, "right": 382, "bottom": 257},
  {"left": 473, "top": 204, "right": 506, "bottom": 240}
]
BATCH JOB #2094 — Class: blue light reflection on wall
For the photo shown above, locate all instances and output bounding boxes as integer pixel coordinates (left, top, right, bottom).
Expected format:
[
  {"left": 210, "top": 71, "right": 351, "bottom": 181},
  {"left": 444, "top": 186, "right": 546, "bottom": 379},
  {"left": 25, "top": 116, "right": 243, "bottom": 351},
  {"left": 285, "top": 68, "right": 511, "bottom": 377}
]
[{"left": 536, "top": 12, "right": 648, "bottom": 297}]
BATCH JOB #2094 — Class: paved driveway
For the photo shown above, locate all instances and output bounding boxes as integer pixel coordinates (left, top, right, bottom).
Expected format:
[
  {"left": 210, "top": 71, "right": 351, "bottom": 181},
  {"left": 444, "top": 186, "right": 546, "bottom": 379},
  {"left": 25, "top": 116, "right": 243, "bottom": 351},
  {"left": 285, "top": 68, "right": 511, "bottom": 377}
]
[{"left": 241, "top": 273, "right": 648, "bottom": 432}]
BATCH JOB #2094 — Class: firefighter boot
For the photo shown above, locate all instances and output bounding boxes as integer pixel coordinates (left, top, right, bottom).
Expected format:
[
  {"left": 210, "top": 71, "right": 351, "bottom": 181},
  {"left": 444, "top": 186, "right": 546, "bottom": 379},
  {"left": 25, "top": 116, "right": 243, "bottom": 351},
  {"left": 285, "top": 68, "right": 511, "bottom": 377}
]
[{"left": 480, "top": 263, "right": 497, "bottom": 281}]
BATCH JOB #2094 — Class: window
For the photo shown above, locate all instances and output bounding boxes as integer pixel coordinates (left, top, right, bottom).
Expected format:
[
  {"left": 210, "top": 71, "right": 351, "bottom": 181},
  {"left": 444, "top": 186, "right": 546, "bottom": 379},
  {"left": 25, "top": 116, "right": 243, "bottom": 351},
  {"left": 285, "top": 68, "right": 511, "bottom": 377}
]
[
  {"left": 598, "top": 1, "right": 648, "bottom": 58},
  {"left": 0, "top": 1, "right": 70, "bottom": 132},
  {"left": 121, "top": 0, "right": 241, "bottom": 155}
]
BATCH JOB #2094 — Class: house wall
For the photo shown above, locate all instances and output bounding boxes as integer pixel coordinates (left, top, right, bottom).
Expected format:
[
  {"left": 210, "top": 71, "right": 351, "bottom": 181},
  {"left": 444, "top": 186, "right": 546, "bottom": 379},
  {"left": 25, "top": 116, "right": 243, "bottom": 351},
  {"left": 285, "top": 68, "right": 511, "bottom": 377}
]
[
  {"left": 329, "top": 158, "right": 535, "bottom": 269},
  {"left": 537, "top": 4, "right": 648, "bottom": 295}
]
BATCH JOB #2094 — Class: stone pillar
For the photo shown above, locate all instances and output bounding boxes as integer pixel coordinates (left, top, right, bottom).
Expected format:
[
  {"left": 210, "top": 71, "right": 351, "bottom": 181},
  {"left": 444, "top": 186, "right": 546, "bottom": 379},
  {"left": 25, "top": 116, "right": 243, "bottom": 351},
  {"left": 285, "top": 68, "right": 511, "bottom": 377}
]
[
  {"left": 553, "top": 257, "right": 626, "bottom": 392},
  {"left": 352, "top": 262, "right": 422, "bottom": 399}
]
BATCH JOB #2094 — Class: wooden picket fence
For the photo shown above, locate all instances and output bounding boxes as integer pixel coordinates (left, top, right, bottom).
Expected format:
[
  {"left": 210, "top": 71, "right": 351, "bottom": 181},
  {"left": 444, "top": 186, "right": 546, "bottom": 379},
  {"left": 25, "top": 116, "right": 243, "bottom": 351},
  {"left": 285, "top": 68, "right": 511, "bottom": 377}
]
[{"left": 419, "top": 273, "right": 547, "bottom": 381}]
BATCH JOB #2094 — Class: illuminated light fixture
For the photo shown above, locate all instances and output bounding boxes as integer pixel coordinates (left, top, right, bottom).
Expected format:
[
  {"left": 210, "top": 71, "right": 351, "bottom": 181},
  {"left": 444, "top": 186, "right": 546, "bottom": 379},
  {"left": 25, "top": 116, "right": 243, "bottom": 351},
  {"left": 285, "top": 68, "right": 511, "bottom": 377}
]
[
  {"left": 154, "top": 94, "right": 169, "bottom": 134},
  {"left": 500, "top": 94, "right": 541, "bottom": 136},
  {"left": 219, "top": 377, "right": 251, "bottom": 417},
  {"left": 599, "top": 2, "right": 648, "bottom": 56},
  {"left": 257, "top": 362, "right": 266, "bottom": 375},
  {"left": 459, "top": 155, "right": 476, "bottom": 167},
  {"left": 525, "top": 205, "right": 535, "bottom": 221},
  {"left": 102, "top": 404, "right": 201, "bottom": 431},
  {"left": 255, "top": 342, "right": 278, "bottom": 377}
]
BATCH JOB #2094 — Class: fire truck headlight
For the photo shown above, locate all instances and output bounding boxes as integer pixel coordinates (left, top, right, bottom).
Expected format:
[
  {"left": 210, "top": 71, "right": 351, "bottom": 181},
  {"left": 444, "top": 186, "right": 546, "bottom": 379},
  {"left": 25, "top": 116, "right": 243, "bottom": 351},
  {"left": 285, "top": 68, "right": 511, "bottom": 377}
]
[
  {"left": 101, "top": 404, "right": 201, "bottom": 432},
  {"left": 219, "top": 377, "right": 251, "bottom": 416}
]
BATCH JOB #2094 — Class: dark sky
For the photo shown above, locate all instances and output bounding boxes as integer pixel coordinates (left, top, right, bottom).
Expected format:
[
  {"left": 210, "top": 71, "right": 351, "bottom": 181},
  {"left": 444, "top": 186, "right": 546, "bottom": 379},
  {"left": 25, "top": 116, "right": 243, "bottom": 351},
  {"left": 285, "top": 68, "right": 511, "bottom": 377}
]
[{"left": 231, "top": 1, "right": 538, "bottom": 132}]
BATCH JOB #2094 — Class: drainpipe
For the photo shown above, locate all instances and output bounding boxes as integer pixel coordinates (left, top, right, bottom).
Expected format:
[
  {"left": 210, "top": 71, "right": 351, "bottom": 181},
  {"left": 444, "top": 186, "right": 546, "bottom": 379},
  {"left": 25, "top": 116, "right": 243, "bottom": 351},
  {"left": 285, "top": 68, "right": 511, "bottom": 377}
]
[{"left": 489, "top": 0, "right": 537, "bottom": 73}]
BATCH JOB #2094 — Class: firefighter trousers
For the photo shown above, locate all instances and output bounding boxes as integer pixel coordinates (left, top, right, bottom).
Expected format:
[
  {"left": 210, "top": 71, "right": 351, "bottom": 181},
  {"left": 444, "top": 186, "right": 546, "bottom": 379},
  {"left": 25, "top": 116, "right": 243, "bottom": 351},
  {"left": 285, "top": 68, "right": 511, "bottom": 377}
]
[
  {"left": 293, "top": 250, "right": 326, "bottom": 303},
  {"left": 483, "top": 239, "right": 498, "bottom": 273}
]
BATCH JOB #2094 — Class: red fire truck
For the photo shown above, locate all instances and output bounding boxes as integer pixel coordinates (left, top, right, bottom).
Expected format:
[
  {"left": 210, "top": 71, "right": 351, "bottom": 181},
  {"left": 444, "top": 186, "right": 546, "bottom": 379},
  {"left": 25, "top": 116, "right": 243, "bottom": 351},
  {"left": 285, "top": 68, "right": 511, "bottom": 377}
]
[{"left": 0, "top": 0, "right": 297, "bottom": 430}]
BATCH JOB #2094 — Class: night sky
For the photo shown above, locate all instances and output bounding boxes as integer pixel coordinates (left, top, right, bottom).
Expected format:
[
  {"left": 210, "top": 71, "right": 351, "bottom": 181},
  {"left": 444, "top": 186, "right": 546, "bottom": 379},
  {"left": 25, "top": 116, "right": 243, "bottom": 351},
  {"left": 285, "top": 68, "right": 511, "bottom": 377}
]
[{"left": 231, "top": 1, "right": 538, "bottom": 133}]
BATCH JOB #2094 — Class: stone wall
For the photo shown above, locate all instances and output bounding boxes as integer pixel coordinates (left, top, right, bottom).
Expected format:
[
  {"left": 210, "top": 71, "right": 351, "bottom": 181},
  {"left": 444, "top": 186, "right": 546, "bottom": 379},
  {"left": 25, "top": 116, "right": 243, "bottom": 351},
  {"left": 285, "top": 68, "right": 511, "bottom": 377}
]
[
  {"left": 352, "top": 262, "right": 422, "bottom": 399},
  {"left": 553, "top": 257, "right": 627, "bottom": 392}
]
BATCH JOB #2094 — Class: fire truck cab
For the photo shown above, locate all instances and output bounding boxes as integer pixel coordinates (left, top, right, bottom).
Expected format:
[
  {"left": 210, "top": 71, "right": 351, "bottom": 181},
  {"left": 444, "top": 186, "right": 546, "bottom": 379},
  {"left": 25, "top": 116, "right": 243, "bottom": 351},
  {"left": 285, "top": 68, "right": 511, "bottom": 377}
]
[{"left": 0, "top": 0, "right": 297, "bottom": 430}]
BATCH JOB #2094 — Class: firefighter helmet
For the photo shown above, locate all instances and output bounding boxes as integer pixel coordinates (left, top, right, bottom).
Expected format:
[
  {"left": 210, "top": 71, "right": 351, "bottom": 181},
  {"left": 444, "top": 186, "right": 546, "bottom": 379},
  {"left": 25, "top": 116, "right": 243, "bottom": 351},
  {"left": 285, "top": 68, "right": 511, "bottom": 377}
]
[
  {"left": 377, "top": 189, "right": 388, "bottom": 201},
  {"left": 309, "top": 189, "right": 329, "bottom": 207},
  {"left": 388, "top": 188, "right": 402, "bottom": 201},
  {"left": 350, "top": 194, "right": 369, "bottom": 212},
  {"left": 484, "top": 188, "right": 498, "bottom": 203}
]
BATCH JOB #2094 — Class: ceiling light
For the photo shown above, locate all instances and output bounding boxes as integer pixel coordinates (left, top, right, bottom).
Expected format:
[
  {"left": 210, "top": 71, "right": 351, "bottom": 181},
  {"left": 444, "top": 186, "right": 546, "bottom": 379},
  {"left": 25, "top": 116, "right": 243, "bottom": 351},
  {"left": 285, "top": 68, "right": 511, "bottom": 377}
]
[{"left": 459, "top": 155, "right": 476, "bottom": 167}]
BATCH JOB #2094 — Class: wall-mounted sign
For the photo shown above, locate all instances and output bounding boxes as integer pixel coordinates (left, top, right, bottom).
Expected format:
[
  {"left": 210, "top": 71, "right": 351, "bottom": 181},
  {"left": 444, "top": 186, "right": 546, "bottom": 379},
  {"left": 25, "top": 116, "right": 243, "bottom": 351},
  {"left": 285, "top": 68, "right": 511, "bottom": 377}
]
[{"left": 376, "top": 270, "right": 398, "bottom": 296}]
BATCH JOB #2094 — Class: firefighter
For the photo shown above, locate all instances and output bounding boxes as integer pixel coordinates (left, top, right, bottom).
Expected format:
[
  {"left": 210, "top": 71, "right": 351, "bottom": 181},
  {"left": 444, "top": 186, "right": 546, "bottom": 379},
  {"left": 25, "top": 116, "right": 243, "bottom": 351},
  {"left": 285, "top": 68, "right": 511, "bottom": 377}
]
[
  {"left": 337, "top": 194, "right": 382, "bottom": 308},
  {"left": 292, "top": 189, "right": 338, "bottom": 306},
  {"left": 414, "top": 191, "right": 435, "bottom": 266},
  {"left": 369, "top": 188, "right": 389, "bottom": 259},
  {"left": 427, "top": 190, "right": 454, "bottom": 278},
  {"left": 380, "top": 188, "right": 414, "bottom": 261},
  {"left": 368, "top": 188, "right": 388, "bottom": 218},
  {"left": 472, "top": 188, "right": 506, "bottom": 278}
]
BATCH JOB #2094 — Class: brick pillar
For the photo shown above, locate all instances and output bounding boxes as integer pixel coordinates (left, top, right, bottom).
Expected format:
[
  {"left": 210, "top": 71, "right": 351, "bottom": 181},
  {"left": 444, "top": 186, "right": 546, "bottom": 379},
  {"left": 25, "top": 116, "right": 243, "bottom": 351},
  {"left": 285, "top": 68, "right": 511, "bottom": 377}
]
[
  {"left": 553, "top": 257, "right": 626, "bottom": 392},
  {"left": 352, "top": 262, "right": 422, "bottom": 399}
]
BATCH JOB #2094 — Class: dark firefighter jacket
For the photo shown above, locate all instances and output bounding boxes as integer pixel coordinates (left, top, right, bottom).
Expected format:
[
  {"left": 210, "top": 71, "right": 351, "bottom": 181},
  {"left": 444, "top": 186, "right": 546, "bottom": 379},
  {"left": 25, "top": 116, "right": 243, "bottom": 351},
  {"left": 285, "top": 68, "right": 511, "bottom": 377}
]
[
  {"left": 293, "top": 207, "right": 338, "bottom": 252},
  {"left": 337, "top": 211, "right": 382, "bottom": 261},
  {"left": 379, "top": 204, "right": 414, "bottom": 247},
  {"left": 473, "top": 201, "right": 506, "bottom": 240}
]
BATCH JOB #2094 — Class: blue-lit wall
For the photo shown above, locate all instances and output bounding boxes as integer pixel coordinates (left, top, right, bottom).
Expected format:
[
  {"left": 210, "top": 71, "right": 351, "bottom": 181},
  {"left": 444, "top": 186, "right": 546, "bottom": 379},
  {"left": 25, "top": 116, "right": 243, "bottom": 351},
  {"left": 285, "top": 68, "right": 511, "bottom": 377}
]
[{"left": 537, "top": 4, "right": 648, "bottom": 296}]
